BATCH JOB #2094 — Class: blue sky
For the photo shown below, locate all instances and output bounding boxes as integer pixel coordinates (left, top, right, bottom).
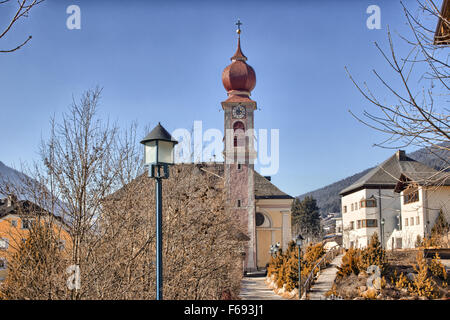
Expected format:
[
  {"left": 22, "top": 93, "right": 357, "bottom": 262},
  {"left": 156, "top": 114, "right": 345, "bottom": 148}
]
[{"left": 0, "top": 0, "right": 438, "bottom": 196}]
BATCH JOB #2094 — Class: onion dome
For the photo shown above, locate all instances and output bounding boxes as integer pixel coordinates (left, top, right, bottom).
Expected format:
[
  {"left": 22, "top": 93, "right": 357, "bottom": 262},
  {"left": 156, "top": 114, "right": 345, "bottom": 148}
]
[{"left": 222, "top": 25, "right": 256, "bottom": 96}]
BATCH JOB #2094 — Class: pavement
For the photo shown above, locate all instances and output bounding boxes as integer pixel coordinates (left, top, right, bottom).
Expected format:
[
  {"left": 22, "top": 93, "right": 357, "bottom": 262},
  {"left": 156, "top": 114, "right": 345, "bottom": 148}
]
[
  {"left": 306, "top": 254, "right": 343, "bottom": 300},
  {"left": 239, "top": 275, "right": 287, "bottom": 300}
]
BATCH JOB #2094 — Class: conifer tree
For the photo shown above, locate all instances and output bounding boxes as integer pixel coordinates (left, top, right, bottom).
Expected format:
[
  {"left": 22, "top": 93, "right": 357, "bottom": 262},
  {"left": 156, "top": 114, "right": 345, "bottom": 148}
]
[
  {"left": 360, "top": 233, "right": 386, "bottom": 272},
  {"left": 291, "top": 196, "right": 321, "bottom": 241}
]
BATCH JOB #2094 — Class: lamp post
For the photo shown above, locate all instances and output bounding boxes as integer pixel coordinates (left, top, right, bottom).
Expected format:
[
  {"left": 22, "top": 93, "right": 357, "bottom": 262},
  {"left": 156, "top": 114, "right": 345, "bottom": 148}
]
[
  {"left": 380, "top": 218, "right": 385, "bottom": 249},
  {"left": 140, "top": 122, "right": 178, "bottom": 300},
  {"left": 272, "top": 243, "right": 280, "bottom": 257},
  {"left": 296, "top": 234, "right": 304, "bottom": 300},
  {"left": 269, "top": 245, "right": 275, "bottom": 257}
]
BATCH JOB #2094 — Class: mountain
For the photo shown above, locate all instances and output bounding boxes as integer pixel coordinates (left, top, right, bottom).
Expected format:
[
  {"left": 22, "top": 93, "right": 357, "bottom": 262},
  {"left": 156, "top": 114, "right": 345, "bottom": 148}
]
[
  {"left": 0, "top": 161, "right": 29, "bottom": 197},
  {"left": 298, "top": 145, "right": 449, "bottom": 217},
  {"left": 0, "top": 161, "right": 69, "bottom": 221}
]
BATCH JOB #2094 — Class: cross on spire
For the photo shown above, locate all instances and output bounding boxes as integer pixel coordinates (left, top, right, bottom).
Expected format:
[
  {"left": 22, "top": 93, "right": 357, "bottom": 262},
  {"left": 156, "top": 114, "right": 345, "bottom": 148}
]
[{"left": 236, "top": 19, "right": 242, "bottom": 35}]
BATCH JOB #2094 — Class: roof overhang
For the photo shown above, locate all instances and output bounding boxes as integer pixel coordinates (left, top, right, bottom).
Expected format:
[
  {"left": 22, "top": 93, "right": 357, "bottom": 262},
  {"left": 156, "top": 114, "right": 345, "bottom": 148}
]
[
  {"left": 339, "top": 184, "right": 396, "bottom": 197},
  {"left": 434, "top": 0, "right": 450, "bottom": 45}
]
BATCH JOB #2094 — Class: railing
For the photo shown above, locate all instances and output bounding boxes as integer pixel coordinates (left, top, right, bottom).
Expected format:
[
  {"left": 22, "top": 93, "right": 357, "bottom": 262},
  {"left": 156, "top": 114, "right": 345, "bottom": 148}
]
[{"left": 301, "top": 245, "right": 343, "bottom": 299}]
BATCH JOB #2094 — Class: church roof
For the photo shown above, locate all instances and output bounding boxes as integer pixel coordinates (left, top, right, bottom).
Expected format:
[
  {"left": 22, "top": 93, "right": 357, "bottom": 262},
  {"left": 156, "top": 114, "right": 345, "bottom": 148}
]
[
  {"left": 107, "top": 162, "right": 292, "bottom": 201},
  {"left": 253, "top": 171, "right": 293, "bottom": 199},
  {"left": 339, "top": 150, "right": 445, "bottom": 196}
]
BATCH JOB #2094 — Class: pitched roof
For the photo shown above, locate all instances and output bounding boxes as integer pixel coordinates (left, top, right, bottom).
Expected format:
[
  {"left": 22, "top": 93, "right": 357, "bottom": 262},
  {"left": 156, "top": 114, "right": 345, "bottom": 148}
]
[
  {"left": 0, "top": 197, "right": 68, "bottom": 228},
  {"left": 179, "top": 163, "right": 292, "bottom": 199},
  {"left": 339, "top": 150, "right": 445, "bottom": 196},
  {"left": 394, "top": 169, "right": 450, "bottom": 193},
  {"left": 106, "top": 162, "right": 292, "bottom": 201},
  {"left": 253, "top": 170, "right": 293, "bottom": 199}
]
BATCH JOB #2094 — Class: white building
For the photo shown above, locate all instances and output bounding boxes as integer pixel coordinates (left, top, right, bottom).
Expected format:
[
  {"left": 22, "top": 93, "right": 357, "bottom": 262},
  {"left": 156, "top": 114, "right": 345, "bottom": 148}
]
[
  {"left": 389, "top": 170, "right": 450, "bottom": 249},
  {"left": 340, "top": 150, "right": 449, "bottom": 249}
]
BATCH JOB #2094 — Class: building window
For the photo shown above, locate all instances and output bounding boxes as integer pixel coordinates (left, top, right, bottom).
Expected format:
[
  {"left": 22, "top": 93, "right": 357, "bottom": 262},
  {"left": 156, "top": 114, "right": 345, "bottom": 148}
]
[
  {"left": 405, "top": 218, "right": 409, "bottom": 227},
  {"left": 410, "top": 217, "right": 414, "bottom": 226},
  {"left": 0, "top": 258, "right": 6, "bottom": 270},
  {"left": 237, "top": 200, "right": 241, "bottom": 207},
  {"left": 416, "top": 216, "right": 420, "bottom": 225},
  {"left": 350, "top": 221, "right": 354, "bottom": 230},
  {"left": 357, "top": 220, "right": 361, "bottom": 229},
  {"left": 351, "top": 203, "right": 354, "bottom": 211},
  {"left": 365, "top": 219, "right": 378, "bottom": 228},
  {"left": 355, "top": 202, "right": 358, "bottom": 210},
  {"left": 343, "top": 206, "right": 347, "bottom": 213},
  {"left": 22, "top": 219, "right": 33, "bottom": 230},
  {"left": 0, "top": 238, "right": 9, "bottom": 250},
  {"left": 404, "top": 187, "right": 419, "bottom": 204},
  {"left": 360, "top": 198, "right": 377, "bottom": 208},
  {"left": 358, "top": 219, "right": 378, "bottom": 228},
  {"left": 237, "top": 164, "right": 242, "bottom": 170}
]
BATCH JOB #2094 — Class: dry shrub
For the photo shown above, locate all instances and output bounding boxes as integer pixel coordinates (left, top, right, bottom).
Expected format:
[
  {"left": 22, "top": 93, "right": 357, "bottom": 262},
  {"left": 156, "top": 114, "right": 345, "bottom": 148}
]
[
  {"left": 337, "top": 248, "right": 361, "bottom": 278},
  {"left": 359, "top": 233, "right": 387, "bottom": 272},
  {"left": 394, "top": 272, "right": 409, "bottom": 289},
  {"left": 429, "top": 253, "right": 447, "bottom": 282},
  {"left": 408, "top": 252, "right": 438, "bottom": 299},
  {"left": 267, "top": 250, "right": 283, "bottom": 281},
  {"left": 268, "top": 241, "right": 326, "bottom": 293},
  {"left": 338, "top": 233, "right": 386, "bottom": 279}
]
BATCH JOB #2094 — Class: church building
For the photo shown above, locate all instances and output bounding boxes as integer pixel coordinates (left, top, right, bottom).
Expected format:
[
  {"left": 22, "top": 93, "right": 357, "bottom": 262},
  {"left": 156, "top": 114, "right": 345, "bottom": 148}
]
[{"left": 220, "top": 22, "right": 293, "bottom": 272}]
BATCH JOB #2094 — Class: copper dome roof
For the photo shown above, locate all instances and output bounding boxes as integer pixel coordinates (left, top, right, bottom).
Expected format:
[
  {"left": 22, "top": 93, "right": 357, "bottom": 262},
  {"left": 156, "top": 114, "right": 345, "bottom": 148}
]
[{"left": 222, "top": 37, "right": 256, "bottom": 94}]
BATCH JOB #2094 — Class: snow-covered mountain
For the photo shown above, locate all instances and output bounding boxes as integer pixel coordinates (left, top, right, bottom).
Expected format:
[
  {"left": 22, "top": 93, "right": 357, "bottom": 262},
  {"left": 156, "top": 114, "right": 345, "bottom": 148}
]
[{"left": 0, "top": 161, "right": 30, "bottom": 197}]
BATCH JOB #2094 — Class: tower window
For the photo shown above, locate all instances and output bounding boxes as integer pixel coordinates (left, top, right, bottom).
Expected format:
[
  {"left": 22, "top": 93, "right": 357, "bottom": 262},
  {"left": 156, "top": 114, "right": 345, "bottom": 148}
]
[
  {"left": 233, "top": 121, "right": 245, "bottom": 147},
  {"left": 237, "top": 200, "right": 241, "bottom": 207},
  {"left": 237, "top": 164, "right": 242, "bottom": 170}
]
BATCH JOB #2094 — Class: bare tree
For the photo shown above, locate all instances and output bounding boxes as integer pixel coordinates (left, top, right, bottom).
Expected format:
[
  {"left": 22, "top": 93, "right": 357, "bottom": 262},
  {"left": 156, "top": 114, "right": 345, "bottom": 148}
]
[
  {"left": 0, "top": 0, "right": 43, "bottom": 53},
  {"left": 347, "top": 0, "right": 449, "bottom": 170},
  {"left": 0, "top": 88, "right": 243, "bottom": 300}
]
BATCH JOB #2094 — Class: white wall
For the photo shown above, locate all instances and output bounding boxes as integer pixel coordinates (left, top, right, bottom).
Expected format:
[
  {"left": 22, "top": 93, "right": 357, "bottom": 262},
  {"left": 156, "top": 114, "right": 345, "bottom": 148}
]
[
  {"left": 342, "top": 188, "right": 401, "bottom": 249},
  {"left": 389, "top": 186, "right": 450, "bottom": 248}
]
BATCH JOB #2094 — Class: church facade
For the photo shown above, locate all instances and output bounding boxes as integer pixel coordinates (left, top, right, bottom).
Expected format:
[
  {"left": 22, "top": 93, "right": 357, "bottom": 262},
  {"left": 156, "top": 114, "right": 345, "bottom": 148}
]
[{"left": 220, "top": 25, "right": 293, "bottom": 271}]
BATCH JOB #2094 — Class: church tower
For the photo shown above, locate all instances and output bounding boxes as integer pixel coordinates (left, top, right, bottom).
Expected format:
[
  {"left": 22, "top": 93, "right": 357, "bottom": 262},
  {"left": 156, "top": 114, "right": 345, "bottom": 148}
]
[{"left": 221, "top": 20, "right": 258, "bottom": 271}]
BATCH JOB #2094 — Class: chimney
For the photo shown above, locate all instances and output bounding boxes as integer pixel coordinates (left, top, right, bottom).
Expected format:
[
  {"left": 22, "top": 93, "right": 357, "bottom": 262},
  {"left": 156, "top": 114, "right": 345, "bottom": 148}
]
[
  {"left": 264, "top": 176, "right": 271, "bottom": 181},
  {"left": 6, "top": 194, "right": 16, "bottom": 207},
  {"left": 396, "top": 150, "right": 406, "bottom": 161},
  {"left": 6, "top": 195, "right": 12, "bottom": 207}
]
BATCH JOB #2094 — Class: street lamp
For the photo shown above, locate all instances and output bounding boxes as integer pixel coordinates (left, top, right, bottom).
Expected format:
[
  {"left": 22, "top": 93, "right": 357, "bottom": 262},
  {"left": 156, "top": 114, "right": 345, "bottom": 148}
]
[
  {"left": 271, "top": 243, "right": 280, "bottom": 257},
  {"left": 380, "top": 218, "right": 385, "bottom": 249},
  {"left": 140, "top": 122, "right": 178, "bottom": 300},
  {"left": 296, "top": 234, "right": 304, "bottom": 300}
]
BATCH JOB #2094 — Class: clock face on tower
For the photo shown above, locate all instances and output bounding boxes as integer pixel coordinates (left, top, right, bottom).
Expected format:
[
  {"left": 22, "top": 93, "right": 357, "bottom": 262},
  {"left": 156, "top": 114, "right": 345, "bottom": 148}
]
[{"left": 232, "top": 105, "right": 246, "bottom": 119}]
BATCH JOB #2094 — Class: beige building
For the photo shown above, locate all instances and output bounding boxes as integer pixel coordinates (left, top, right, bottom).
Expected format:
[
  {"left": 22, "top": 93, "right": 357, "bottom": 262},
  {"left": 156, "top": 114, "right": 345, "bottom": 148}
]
[{"left": 253, "top": 173, "right": 292, "bottom": 269}]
